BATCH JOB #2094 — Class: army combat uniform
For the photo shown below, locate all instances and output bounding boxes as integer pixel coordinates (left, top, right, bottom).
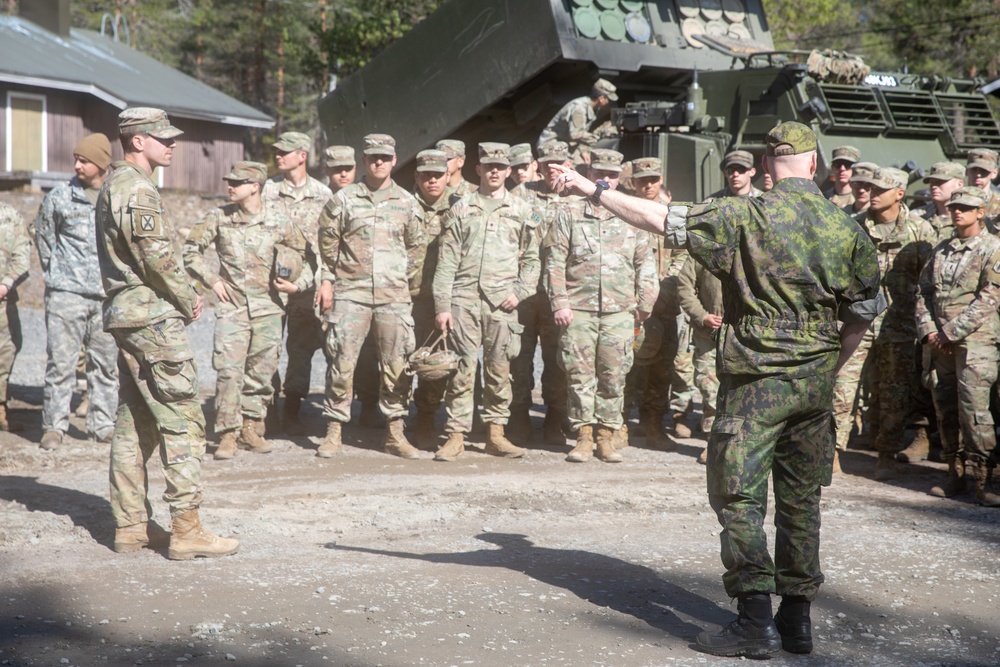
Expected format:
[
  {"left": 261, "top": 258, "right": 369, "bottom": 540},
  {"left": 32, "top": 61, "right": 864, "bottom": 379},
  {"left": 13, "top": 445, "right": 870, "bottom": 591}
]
[
  {"left": 0, "top": 202, "right": 30, "bottom": 429},
  {"left": 677, "top": 254, "right": 723, "bottom": 433}
]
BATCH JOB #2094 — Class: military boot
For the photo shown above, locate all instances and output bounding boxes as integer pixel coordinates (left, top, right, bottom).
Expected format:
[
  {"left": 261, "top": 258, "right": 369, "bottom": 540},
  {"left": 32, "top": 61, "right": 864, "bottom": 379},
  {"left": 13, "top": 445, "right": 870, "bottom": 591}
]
[
  {"left": 485, "top": 423, "right": 525, "bottom": 458},
  {"left": 615, "top": 422, "right": 630, "bottom": 450},
  {"left": 973, "top": 461, "right": 1000, "bottom": 507},
  {"left": 167, "top": 509, "right": 239, "bottom": 560},
  {"left": 506, "top": 408, "right": 533, "bottom": 445},
  {"left": 385, "top": 418, "right": 420, "bottom": 459},
  {"left": 434, "top": 433, "right": 465, "bottom": 462},
  {"left": 412, "top": 410, "right": 438, "bottom": 450},
  {"left": 595, "top": 425, "right": 623, "bottom": 463},
  {"left": 114, "top": 521, "right": 171, "bottom": 554},
  {"left": 40, "top": 430, "right": 62, "bottom": 451},
  {"left": 317, "top": 421, "right": 342, "bottom": 458},
  {"left": 831, "top": 448, "right": 842, "bottom": 474},
  {"left": 0, "top": 404, "right": 23, "bottom": 432},
  {"left": 774, "top": 596, "right": 812, "bottom": 654},
  {"left": 695, "top": 593, "right": 781, "bottom": 658},
  {"left": 565, "top": 425, "right": 594, "bottom": 463},
  {"left": 238, "top": 418, "right": 272, "bottom": 454},
  {"left": 360, "top": 402, "right": 386, "bottom": 429},
  {"left": 282, "top": 392, "right": 305, "bottom": 436},
  {"left": 543, "top": 408, "right": 567, "bottom": 446},
  {"left": 214, "top": 431, "right": 238, "bottom": 460},
  {"left": 263, "top": 402, "right": 282, "bottom": 437},
  {"left": 929, "top": 457, "right": 965, "bottom": 497},
  {"left": 897, "top": 426, "right": 931, "bottom": 463},
  {"left": 873, "top": 452, "right": 898, "bottom": 481},
  {"left": 671, "top": 411, "right": 692, "bottom": 439},
  {"left": 74, "top": 393, "right": 90, "bottom": 418},
  {"left": 697, "top": 446, "right": 708, "bottom": 465},
  {"left": 643, "top": 410, "right": 674, "bottom": 451}
]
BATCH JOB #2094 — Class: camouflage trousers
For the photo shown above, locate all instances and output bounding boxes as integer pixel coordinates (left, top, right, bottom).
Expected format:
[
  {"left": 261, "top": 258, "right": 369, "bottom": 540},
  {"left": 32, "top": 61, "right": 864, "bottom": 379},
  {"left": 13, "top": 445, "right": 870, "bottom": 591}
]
[
  {"left": 283, "top": 291, "right": 329, "bottom": 398},
  {"left": 928, "top": 342, "right": 998, "bottom": 464},
  {"left": 832, "top": 328, "right": 873, "bottom": 450},
  {"left": 623, "top": 312, "right": 692, "bottom": 416},
  {"left": 868, "top": 340, "right": 916, "bottom": 454},
  {"left": 559, "top": 310, "right": 634, "bottom": 430},
  {"left": 691, "top": 326, "right": 719, "bottom": 432},
  {"left": 42, "top": 289, "right": 118, "bottom": 439},
  {"left": 510, "top": 292, "right": 566, "bottom": 414},
  {"left": 412, "top": 297, "right": 447, "bottom": 414},
  {"left": 0, "top": 295, "right": 21, "bottom": 404},
  {"left": 212, "top": 304, "right": 282, "bottom": 433},
  {"left": 444, "top": 300, "right": 522, "bottom": 433},
  {"left": 354, "top": 331, "right": 381, "bottom": 407},
  {"left": 324, "top": 300, "right": 414, "bottom": 424},
  {"left": 707, "top": 372, "right": 836, "bottom": 601},
  {"left": 109, "top": 318, "right": 206, "bottom": 527}
]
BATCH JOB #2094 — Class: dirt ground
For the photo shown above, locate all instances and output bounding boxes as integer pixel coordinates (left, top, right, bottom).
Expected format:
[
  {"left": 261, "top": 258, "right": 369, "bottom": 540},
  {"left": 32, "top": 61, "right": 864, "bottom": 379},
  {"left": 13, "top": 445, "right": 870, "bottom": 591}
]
[{"left": 2, "top": 191, "right": 1000, "bottom": 667}]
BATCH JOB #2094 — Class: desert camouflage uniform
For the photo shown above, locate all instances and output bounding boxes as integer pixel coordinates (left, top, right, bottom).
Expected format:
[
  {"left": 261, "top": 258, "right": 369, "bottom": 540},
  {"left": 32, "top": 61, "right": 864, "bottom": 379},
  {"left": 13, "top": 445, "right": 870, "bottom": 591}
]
[
  {"left": 678, "top": 177, "right": 883, "bottom": 600},
  {"left": 0, "top": 202, "right": 30, "bottom": 407},
  {"left": 184, "top": 204, "right": 312, "bottom": 433},
  {"left": 546, "top": 200, "right": 658, "bottom": 430},
  {"left": 434, "top": 192, "right": 539, "bottom": 432},
  {"left": 96, "top": 160, "right": 205, "bottom": 527},
  {"left": 318, "top": 180, "right": 424, "bottom": 423},
  {"left": 677, "top": 255, "right": 723, "bottom": 432},
  {"left": 35, "top": 179, "right": 118, "bottom": 439},
  {"left": 537, "top": 97, "right": 597, "bottom": 167},
  {"left": 262, "top": 175, "right": 333, "bottom": 399}
]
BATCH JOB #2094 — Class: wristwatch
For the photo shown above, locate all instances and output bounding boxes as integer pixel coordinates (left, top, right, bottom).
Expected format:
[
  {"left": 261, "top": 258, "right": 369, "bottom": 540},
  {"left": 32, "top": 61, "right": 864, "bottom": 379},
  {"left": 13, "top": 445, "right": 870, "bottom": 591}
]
[{"left": 591, "top": 180, "right": 610, "bottom": 204}]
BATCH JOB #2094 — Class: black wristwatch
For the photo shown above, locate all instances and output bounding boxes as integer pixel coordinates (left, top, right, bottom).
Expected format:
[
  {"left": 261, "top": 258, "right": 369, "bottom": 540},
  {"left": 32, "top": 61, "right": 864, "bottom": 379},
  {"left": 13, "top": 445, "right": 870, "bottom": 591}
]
[{"left": 591, "top": 180, "right": 610, "bottom": 204}]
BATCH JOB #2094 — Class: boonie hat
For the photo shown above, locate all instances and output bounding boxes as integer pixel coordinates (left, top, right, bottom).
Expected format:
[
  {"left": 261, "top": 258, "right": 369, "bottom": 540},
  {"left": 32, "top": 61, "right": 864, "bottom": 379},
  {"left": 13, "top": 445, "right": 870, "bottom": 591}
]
[
  {"left": 509, "top": 144, "right": 534, "bottom": 166},
  {"left": 118, "top": 107, "right": 183, "bottom": 139},
  {"left": 479, "top": 142, "right": 511, "bottom": 167},
  {"left": 415, "top": 149, "right": 448, "bottom": 173},
  {"left": 224, "top": 160, "right": 268, "bottom": 183},
  {"left": 869, "top": 167, "right": 908, "bottom": 190},
  {"left": 948, "top": 186, "right": 989, "bottom": 208},
  {"left": 436, "top": 139, "right": 466, "bottom": 159},
  {"left": 923, "top": 161, "right": 965, "bottom": 183},
  {"left": 324, "top": 145, "right": 355, "bottom": 168},
  {"left": 364, "top": 133, "right": 396, "bottom": 156},
  {"left": 589, "top": 149, "right": 624, "bottom": 173},
  {"left": 592, "top": 78, "right": 618, "bottom": 101},
  {"left": 831, "top": 145, "right": 860, "bottom": 165},
  {"left": 272, "top": 132, "right": 312, "bottom": 153},
  {"left": 966, "top": 148, "right": 998, "bottom": 172},
  {"left": 765, "top": 121, "right": 817, "bottom": 156},
  {"left": 849, "top": 161, "right": 878, "bottom": 184},
  {"left": 538, "top": 141, "right": 571, "bottom": 163},
  {"left": 631, "top": 157, "right": 662, "bottom": 179},
  {"left": 721, "top": 150, "right": 754, "bottom": 171}
]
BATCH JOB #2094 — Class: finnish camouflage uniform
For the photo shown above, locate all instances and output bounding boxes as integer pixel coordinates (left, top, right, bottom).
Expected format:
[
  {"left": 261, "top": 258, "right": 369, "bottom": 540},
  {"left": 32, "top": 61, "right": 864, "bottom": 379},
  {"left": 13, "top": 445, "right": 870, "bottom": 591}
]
[
  {"left": 0, "top": 202, "right": 30, "bottom": 407},
  {"left": 677, "top": 175, "right": 882, "bottom": 601},
  {"left": 537, "top": 97, "right": 597, "bottom": 167},
  {"left": 916, "top": 227, "right": 1000, "bottom": 468},
  {"left": 35, "top": 179, "right": 118, "bottom": 440},
  {"left": 262, "top": 175, "right": 333, "bottom": 399},
  {"left": 318, "top": 180, "right": 424, "bottom": 424},
  {"left": 96, "top": 160, "right": 205, "bottom": 527},
  {"left": 677, "top": 254, "right": 723, "bottom": 432},
  {"left": 546, "top": 200, "right": 658, "bottom": 430},
  {"left": 434, "top": 192, "right": 540, "bottom": 432},
  {"left": 184, "top": 204, "right": 312, "bottom": 434}
]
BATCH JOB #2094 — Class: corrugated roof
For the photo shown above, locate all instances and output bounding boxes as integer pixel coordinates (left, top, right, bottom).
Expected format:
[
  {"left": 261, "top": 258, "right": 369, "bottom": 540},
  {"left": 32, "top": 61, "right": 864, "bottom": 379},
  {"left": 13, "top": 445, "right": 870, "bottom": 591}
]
[{"left": 0, "top": 16, "right": 273, "bottom": 128}]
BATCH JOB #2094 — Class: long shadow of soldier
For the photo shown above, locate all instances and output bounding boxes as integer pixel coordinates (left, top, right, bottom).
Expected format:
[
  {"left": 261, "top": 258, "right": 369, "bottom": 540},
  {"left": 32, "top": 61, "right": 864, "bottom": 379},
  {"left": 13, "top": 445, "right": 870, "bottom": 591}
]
[
  {"left": 326, "top": 531, "right": 730, "bottom": 644},
  {"left": 0, "top": 475, "right": 113, "bottom": 549}
]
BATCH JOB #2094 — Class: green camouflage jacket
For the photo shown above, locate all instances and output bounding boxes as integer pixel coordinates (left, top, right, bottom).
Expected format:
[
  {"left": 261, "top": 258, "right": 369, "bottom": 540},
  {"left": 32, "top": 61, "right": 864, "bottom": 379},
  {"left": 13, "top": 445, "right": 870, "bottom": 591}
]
[
  {"left": 411, "top": 190, "right": 452, "bottom": 302},
  {"left": 261, "top": 174, "right": 332, "bottom": 244}
]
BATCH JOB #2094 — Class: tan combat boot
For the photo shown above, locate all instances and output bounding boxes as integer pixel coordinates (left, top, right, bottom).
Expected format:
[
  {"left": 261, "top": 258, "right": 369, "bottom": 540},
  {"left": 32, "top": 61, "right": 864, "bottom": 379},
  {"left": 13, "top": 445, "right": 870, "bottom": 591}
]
[
  {"left": 566, "top": 425, "right": 594, "bottom": 463},
  {"left": 412, "top": 410, "right": 438, "bottom": 450},
  {"left": 698, "top": 446, "right": 708, "bottom": 465},
  {"left": 485, "top": 423, "right": 525, "bottom": 458},
  {"left": 384, "top": 418, "right": 420, "bottom": 459},
  {"left": 595, "top": 425, "right": 623, "bottom": 463},
  {"left": 316, "top": 421, "right": 342, "bottom": 458},
  {"left": 114, "top": 521, "right": 171, "bottom": 553},
  {"left": 214, "top": 431, "right": 238, "bottom": 460},
  {"left": 671, "top": 411, "right": 692, "bottom": 439},
  {"left": 543, "top": 408, "right": 567, "bottom": 447},
  {"left": 616, "top": 422, "right": 630, "bottom": 450},
  {"left": 973, "top": 462, "right": 1000, "bottom": 507},
  {"left": 930, "top": 458, "right": 965, "bottom": 497},
  {"left": 0, "top": 404, "right": 23, "bottom": 432},
  {"left": 167, "top": 509, "right": 239, "bottom": 560},
  {"left": 74, "top": 392, "right": 90, "bottom": 418},
  {"left": 40, "top": 430, "right": 62, "bottom": 451},
  {"left": 873, "top": 452, "right": 898, "bottom": 481},
  {"left": 434, "top": 433, "right": 465, "bottom": 462},
  {"left": 897, "top": 427, "right": 930, "bottom": 463},
  {"left": 282, "top": 392, "right": 305, "bottom": 436},
  {"left": 238, "top": 418, "right": 273, "bottom": 454}
]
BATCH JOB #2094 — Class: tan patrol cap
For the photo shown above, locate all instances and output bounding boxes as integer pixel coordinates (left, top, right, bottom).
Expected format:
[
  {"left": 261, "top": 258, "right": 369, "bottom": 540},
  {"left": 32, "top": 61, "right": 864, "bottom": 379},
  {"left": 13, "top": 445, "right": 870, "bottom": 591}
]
[
  {"left": 224, "top": 160, "right": 268, "bottom": 183},
  {"left": 415, "top": 149, "right": 448, "bottom": 173},
  {"left": 869, "top": 167, "right": 908, "bottom": 190},
  {"left": 509, "top": 143, "right": 534, "bottom": 166},
  {"left": 923, "top": 161, "right": 965, "bottom": 183},
  {"left": 590, "top": 149, "right": 624, "bottom": 173},
  {"left": 364, "top": 133, "right": 396, "bottom": 156},
  {"left": 592, "top": 78, "right": 618, "bottom": 101},
  {"left": 274, "top": 244, "right": 304, "bottom": 283},
  {"left": 948, "top": 186, "right": 989, "bottom": 208},
  {"left": 479, "top": 142, "right": 511, "bottom": 166},
  {"left": 273, "top": 131, "right": 312, "bottom": 153},
  {"left": 631, "top": 157, "right": 662, "bottom": 179},
  {"left": 765, "top": 121, "right": 817, "bottom": 156},
  {"left": 966, "top": 148, "right": 999, "bottom": 171},
  {"left": 538, "top": 141, "right": 570, "bottom": 163},
  {"left": 849, "top": 161, "right": 878, "bottom": 183},
  {"left": 118, "top": 107, "right": 183, "bottom": 139},
  {"left": 436, "top": 139, "right": 466, "bottom": 159},
  {"left": 831, "top": 145, "right": 860, "bottom": 165},
  {"left": 324, "top": 145, "right": 355, "bottom": 168},
  {"left": 721, "top": 150, "right": 754, "bottom": 170}
]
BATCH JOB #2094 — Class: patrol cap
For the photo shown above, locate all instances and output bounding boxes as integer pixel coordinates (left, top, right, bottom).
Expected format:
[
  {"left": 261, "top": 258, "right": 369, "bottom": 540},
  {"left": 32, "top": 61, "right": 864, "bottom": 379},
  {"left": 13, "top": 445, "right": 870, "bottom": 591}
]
[
  {"left": 537, "top": 141, "right": 571, "bottom": 163},
  {"left": 415, "top": 149, "right": 448, "bottom": 173},
  {"left": 947, "top": 186, "right": 989, "bottom": 208},
  {"left": 589, "top": 149, "right": 624, "bottom": 173},
  {"left": 869, "top": 166, "right": 908, "bottom": 190},
  {"left": 509, "top": 143, "right": 534, "bottom": 166},
  {"left": 721, "top": 150, "right": 754, "bottom": 170},
  {"left": 966, "top": 148, "right": 999, "bottom": 171},
  {"left": 272, "top": 131, "right": 312, "bottom": 153},
  {"left": 765, "top": 121, "right": 817, "bottom": 156},
  {"left": 923, "top": 161, "right": 965, "bottom": 183},
  {"left": 478, "top": 142, "right": 511, "bottom": 166},
  {"left": 224, "top": 160, "right": 268, "bottom": 184},
  {"left": 118, "top": 107, "right": 183, "bottom": 139},
  {"left": 592, "top": 78, "right": 618, "bottom": 101},
  {"left": 324, "top": 145, "right": 355, "bottom": 168},
  {"left": 849, "top": 161, "right": 878, "bottom": 184},
  {"left": 273, "top": 244, "right": 304, "bottom": 283},
  {"left": 436, "top": 139, "right": 466, "bottom": 159},
  {"left": 631, "top": 157, "right": 662, "bottom": 179},
  {"left": 363, "top": 133, "right": 396, "bottom": 156},
  {"left": 831, "top": 145, "right": 861, "bottom": 165}
]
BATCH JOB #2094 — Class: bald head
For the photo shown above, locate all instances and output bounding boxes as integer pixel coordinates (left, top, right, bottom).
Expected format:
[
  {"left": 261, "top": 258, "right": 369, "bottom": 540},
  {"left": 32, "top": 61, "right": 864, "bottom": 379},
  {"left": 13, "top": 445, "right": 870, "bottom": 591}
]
[{"left": 764, "top": 151, "right": 817, "bottom": 183}]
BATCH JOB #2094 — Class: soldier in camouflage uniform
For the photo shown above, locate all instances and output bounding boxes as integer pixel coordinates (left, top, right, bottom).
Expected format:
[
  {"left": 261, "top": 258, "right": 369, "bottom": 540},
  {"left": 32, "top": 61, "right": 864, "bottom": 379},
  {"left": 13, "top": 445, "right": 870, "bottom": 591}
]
[
  {"left": 508, "top": 141, "right": 575, "bottom": 446},
  {"left": 549, "top": 121, "right": 883, "bottom": 657},
  {"left": 914, "top": 161, "right": 964, "bottom": 241},
  {"left": 821, "top": 145, "right": 859, "bottom": 208},
  {"left": 35, "top": 133, "right": 118, "bottom": 450},
  {"left": 708, "top": 150, "right": 763, "bottom": 200},
  {"left": 262, "top": 132, "right": 335, "bottom": 435},
  {"left": 324, "top": 145, "right": 356, "bottom": 193},
  {"left": 508, "top": 143, "right": 540, "bottom": 186},
  {"left": 431, "top": 143, "right": 540, "bottom": 462},
  {"left": 546, "top": 149, "right": 658, "bottom": 463},
  {"left": 316, "top": 133, "right": 425, "bottom": 459},
  {"left": 917, "top": 187, "right": 1000, "bottom": 507},
  {"left": 537, "top": 78, "right": 617, "bottom": 168},
  {"left": 437, "top": 140, "right": 478, "bottom": 201},
  {"left": 964, "top": 148, "right": 1000, "bottom": 228},
  {"left": 184, "top": 161, "right": 313, "bottom": 460},
  {"left": 0, "top": 201, "right": 30, "bottom": 433},
  {"left": 96, "top": 108, "right": 237, "bottom": 560},
  {"left": 842, "top": 161, "right": 876, "bottom": 217}
]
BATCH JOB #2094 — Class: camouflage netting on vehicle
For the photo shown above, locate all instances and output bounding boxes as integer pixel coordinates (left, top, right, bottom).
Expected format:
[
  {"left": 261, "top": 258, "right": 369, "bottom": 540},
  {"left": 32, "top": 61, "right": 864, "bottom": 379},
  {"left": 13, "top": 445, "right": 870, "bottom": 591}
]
[{"left": 807, "top": 50, "right": 870, "bottom": 85}]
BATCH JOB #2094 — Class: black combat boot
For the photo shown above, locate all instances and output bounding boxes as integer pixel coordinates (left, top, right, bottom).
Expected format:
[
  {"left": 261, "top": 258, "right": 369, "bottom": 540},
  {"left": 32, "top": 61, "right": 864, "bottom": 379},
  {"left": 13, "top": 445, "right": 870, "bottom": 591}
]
[
  {"left": 696, "top": 593, "right": 781, "bottom": 657},
  {"left": 774, "top": 595, "right": 813, "bottom": 654}
]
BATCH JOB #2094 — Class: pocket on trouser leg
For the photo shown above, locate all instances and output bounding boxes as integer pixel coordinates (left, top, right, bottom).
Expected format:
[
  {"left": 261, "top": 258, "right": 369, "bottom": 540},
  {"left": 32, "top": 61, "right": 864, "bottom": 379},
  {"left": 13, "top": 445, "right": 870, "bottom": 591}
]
[
  {"left": 706, "top": 415, "right": 747, "bottom": 496},
  {"left": 505, "top": 320, "right": 524, "bottom": 361},
  {"left": 148, "top": 357, "right": 198, "bottom": 402}
]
